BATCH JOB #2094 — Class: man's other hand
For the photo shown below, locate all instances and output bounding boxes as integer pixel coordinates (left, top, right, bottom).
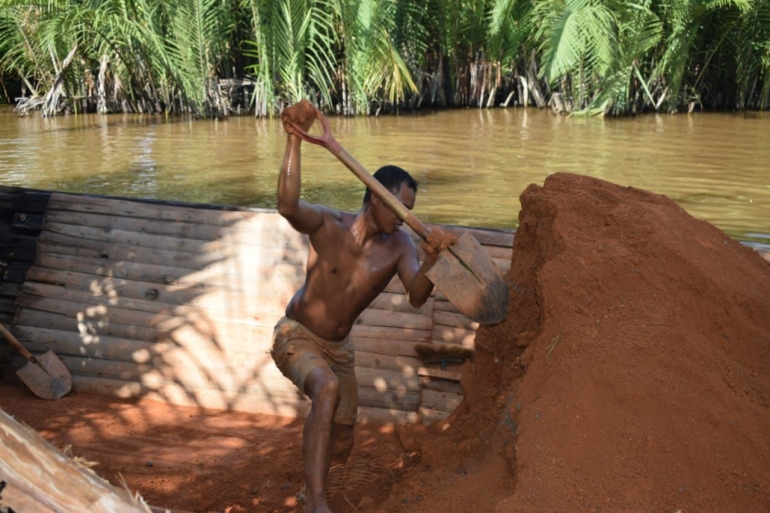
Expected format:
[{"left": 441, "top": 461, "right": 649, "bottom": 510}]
[
  {"left": 282, "top": 99, "right": 317, "bottom": 136},
  {"left": 421, "top": 228, "right": 459, "bottom": 266}
]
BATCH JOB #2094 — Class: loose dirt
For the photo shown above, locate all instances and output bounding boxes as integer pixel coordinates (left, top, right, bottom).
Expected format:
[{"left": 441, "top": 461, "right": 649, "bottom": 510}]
[{"left": 2, "top": 172, "right": 769, "bottom": 512}]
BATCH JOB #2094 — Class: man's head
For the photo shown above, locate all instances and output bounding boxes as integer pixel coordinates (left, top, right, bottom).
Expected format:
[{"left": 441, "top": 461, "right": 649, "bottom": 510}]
[
  {"left": 364, "top": 165, "right": 418, "bottom": 234},
  {"left": 363, "top": 166, "right": 418, "bottom": 205}
]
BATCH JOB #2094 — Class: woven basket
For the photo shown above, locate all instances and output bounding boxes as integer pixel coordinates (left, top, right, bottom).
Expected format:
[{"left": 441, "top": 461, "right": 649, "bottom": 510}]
[
  {"left": 297, "top": 460, "right": 394, "bottom": 509},
  {"left": 327, "top": 460, "right": 393, "bottom": 497}
]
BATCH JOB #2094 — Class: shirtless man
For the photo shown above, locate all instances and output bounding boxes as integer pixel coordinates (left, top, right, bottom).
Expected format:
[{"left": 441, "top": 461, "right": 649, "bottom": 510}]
[{"left": 270, "top": 102, "right": 456, "bottom": 513}]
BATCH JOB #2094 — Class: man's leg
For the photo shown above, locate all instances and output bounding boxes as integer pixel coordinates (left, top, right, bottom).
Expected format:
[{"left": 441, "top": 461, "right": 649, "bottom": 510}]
[
  {"left": 330, "top": 423, "right": 354, "bottom": 467},
  {"left": 303, "top": 366, "right": 340, "bottom": 513}
]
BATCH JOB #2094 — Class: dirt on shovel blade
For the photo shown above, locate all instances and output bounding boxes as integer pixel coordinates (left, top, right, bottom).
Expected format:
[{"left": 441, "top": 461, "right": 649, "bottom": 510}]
[{"left": 17, "top": 350, "right": 72, "bottom": 400}]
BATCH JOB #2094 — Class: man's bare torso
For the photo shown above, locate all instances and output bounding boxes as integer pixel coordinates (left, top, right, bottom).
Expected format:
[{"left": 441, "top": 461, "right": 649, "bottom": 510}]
[{"left": 286, "top": 207, "right": 415, "bottom": 340}]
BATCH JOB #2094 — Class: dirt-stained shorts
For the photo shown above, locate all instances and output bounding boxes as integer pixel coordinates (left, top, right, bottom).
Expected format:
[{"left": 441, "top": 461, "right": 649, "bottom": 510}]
[{"left": 270, "top": 316, "right": 358, "bottom": 425}]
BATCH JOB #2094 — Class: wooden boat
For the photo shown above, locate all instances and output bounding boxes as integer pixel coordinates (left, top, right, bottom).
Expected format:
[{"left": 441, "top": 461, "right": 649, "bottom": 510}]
[{"left": 0, "top": 185, "right": 514, "bottom": 424}]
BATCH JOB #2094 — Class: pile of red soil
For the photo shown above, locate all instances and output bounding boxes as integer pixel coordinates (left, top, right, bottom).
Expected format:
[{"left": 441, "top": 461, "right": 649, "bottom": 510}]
[
  {"left": 2, "top": 172, "right": 769, "bottom": 512},
  {"left": 381, "top": 172, "right": 770, "bottom": 511}
]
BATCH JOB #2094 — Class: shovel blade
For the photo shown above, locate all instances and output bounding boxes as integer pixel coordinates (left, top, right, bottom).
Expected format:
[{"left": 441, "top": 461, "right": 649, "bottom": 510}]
[
  {"left": 426, "top": 232, "right": 510, "bottom": 325},
  {"left": 16, "top": 350, "right": 72, "bottom": 400}
]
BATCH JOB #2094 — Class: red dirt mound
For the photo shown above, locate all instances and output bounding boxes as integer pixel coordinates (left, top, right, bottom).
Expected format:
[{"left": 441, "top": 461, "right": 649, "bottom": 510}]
[{"left": 381, "top": 172, "right": 770, "bottom": 512}]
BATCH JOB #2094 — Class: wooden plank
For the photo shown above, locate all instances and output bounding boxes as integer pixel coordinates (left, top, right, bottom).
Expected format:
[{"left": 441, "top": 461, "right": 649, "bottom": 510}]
[
  {"left": 48, "top": 193, "right": 265, "bottom": 226},
  {"left": 16, "top": 309, "right": 174, "bottom": 344},
  {"left": 37, "top": 230, "right": 308, "bottom": 269},
  {"left": 421, "top": 377, "right": 464, "bottom": 394},
  {"left": 14, "top": 304, "right": 282, "bottom": 356},
  {"left": 15, "top": 308, "right": 288, "bottom": 360},
  {"left": 0, "top": 409, "right": 146, "bottom": 513},
  {"left": 43, "top": 209, "right": 311, "bottom": 251},
  {"left": 354, "top": 367, "right": 421, "bottom": 392},
  {"left": 357, "top": 406, "right": 419, "bottom": 425},
  {"left": 24, "top": 267, "right": 296, "bottom": 310},
  {"left": 433, "top": 311, "right": 479, "bottom": 331},
  {"left": 8, "top": 354, "right": 298, "bottom": 399},
  {"left": 13, "top": 327, "right": 281, "bottom": 372},
  {"left": 354, "top": 351, "right": 423, "bottom": 374},
  {"left": 429, "top": 225, "right": 514, "bottom": 247},
  {"left": 431, "top": 325, "right": 477, "bottom": 346},
  {"left": 355, "top": 309, "right": 432, "bottom": 330},
  {"left": 417, "top": 366, "right": 462, "bottom": 381},
  {"left": 433, "top": 299, "right": 461, "bottom": 314},
  {"left": 0, "top": 282, "right": 21, "bottom": 296},
  {"left": 33, "top": 253, "right": 306, "bottom": 290},
  {"left": 352, "top": 337, "right": 419, "bottom": 357},
  {"left": 19, "top": 282, "right": 290, "bottom": 326},
  {"left": 15, "top": 294, "right": 298, "bottom": 345},
  {"left": 42, "top": 221, "right": 309, "bottom": 257},
  {"left": 367, "top": 292, "right": 432, "bottom": 315},
  {"left": 420, "top": 387, "right": 463, "bottom": 412},
  {"left": 418, "top": 407, "right": 451, "bottom": 424},
  {"left": 350, "top": 325, "right": 429, "bottom": 343},
  {"left": 482, "top": 245, "right": 513, "bottom": 260},
  {"left": 37, "top": 231, "right": 308, "bottom": 271},
  {"left": 358, "top": 386, "right": 420, "bottom": 411},
  {"left": 383, "top": 276, "right": 406, "bottom": 295},
  {"left": 38, "top": 354, "right": 300, "bottom": 399}
]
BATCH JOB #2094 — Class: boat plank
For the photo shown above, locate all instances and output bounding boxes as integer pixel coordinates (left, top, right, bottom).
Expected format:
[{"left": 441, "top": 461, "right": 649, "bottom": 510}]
[
  {"left": 420, "top": 387, "right": 464, "bottom": 412},
  {"left": 358, "top": 386, "right": 419, "bottom": 411},
  {"left": 44, "top": 208, "right": 309, "bottom": 247},
  {"left": 431, "top": 325, "right": 477, "bottom": 346},
  {"left": 43, "top": 221, "right": 309, "bottom": 255},
  {"left": 354, "top": 350, "right": 423, "bottom": 374},
  {"left": 33, "top": 253, "right": 307, "bottom": 289},
  {"left": 38, "top": 231, "right": 308, "bottom": 270},
  {"left": 351, "top": 337, "right": 419, "bottom": 357},
  {"left": 49, "top": 193, "right": 263, "bottom": 226}
]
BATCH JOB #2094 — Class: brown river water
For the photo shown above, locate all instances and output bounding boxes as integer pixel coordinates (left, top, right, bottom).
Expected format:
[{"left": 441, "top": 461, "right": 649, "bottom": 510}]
[{"left": 0, "top": 107, "right": 768, "bottom": 248}]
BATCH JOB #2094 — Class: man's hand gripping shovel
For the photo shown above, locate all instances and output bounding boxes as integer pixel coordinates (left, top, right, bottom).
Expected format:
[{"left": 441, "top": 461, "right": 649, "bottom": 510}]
[{"left": 284, "top": 100, "right": 509, "bottom": 325}]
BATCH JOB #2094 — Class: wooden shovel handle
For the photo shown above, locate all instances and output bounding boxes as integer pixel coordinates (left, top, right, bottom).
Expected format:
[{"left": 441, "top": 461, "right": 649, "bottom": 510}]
[
  {"left": 286, "top": 110, "right": 432, "bottom": 242},
  {"left": 0, "top": 323, "right": 34, "bottom": 361}
]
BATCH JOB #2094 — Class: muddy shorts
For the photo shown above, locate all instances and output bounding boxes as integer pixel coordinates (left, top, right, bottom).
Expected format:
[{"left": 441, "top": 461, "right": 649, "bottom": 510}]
[{"left": 270, "top": 316, "right": 358, "bottom": 425}]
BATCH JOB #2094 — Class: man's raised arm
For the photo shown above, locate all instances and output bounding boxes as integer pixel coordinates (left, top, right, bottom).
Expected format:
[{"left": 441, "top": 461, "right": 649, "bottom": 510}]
[
  {"left": 276, "top": 101, "right": 323, "bottom": 234},
  {"left": 400, "top": 228, "right": 458, "bottom": 308}
]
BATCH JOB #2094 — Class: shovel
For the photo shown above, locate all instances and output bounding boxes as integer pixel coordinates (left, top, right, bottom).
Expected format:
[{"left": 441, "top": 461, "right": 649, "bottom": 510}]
[
  {"left": 0, "top": 323, "right": 72, "bottom": 400},
  {"left": 284, "top": 101, "right": 509, "bottom": 324}
]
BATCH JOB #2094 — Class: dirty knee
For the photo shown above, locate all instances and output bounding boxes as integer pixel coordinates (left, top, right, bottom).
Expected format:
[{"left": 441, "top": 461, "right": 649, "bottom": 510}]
[{"left": 307, "top": 375, "right": 341, "bottom": 403}]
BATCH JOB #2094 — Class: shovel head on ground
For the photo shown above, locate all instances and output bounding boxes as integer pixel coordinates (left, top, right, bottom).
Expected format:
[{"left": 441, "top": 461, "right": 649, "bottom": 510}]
[
  {"left": 425, "top": 232, "right": 510, "bottom": 325},
  {"left": 16, "top": 350, "right": 72, "bottom": 400}
]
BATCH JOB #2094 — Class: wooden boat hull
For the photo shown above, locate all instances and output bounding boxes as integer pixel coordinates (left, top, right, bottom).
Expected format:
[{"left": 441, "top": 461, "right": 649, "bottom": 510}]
[{"left": 0, "top": 186, "right": 514, "bottom": 424}]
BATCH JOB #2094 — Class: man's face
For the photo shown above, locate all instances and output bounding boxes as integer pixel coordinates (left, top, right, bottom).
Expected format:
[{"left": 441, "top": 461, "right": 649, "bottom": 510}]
[{"left": 372, "top": 182, "right": 416, "bottom": 235}]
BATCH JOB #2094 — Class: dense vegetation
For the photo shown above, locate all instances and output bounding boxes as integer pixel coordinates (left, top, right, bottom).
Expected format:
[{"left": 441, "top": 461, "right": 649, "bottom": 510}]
[{"left": 0, "top": 0, "right": 768, "bottom": 117}]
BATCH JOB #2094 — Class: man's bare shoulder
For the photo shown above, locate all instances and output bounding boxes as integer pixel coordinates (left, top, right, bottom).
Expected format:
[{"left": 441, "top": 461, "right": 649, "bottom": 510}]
[
  {"left": 311, "top": 205, "right": 348, "bottom": 228},
  {"left": 391, "top": 228, "right": 418, "bottom": 252}
]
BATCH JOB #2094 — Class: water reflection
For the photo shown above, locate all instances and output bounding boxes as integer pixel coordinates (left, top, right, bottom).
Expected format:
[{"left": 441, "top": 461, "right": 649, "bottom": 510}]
[{"left": 0, "top": 107, "right": 768, "bottom": 243}]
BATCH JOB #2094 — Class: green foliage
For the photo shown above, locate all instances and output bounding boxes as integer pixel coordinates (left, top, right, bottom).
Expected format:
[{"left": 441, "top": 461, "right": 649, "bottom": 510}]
[{"left": 1, "top": 0, "right": 768, "bottom": 116}]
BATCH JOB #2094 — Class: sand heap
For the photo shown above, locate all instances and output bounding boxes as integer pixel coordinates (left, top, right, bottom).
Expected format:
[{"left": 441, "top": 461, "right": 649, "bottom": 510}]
[{"left": 384, "top": 173, "right": 770, "bottom": 512}]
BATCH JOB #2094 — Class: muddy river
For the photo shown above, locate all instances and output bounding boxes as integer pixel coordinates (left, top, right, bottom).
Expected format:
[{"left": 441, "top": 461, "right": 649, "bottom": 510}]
[{"left": 0, "top": 107, "right": 767, "bottom": 247}]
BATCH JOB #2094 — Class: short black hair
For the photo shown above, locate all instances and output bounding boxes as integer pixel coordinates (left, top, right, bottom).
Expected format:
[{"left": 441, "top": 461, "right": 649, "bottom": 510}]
[{"left": 363, "top": 165, "right": 418, "bottom": 205}]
